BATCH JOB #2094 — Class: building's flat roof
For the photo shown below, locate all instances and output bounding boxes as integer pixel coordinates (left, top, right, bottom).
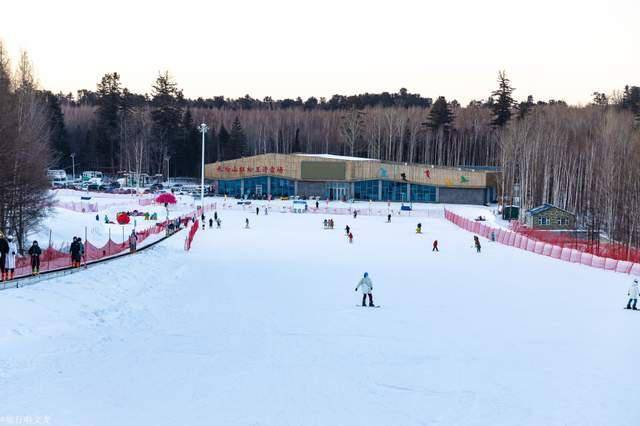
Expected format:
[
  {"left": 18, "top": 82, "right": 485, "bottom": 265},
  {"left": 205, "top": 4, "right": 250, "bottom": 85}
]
[{"left": 295, "top": 153, "right": 379, "bottom": 162}]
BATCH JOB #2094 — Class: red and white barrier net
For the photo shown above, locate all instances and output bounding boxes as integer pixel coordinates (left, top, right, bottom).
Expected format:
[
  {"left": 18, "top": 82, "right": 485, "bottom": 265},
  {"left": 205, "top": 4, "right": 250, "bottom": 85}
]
[
  {"left": 444, "top": 209, "right": 640, "bottom": 276},
  {"left": 9, "top": 215, "right": 195, "bottom": 281}
]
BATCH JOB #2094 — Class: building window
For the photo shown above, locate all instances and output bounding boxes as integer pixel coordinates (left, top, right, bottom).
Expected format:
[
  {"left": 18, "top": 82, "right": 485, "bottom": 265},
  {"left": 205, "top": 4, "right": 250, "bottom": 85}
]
[
  {"left": 557, "top": 217, "right": 568, "bottom": 225},
  {"left": 354, "top": 180, "right": 379, "bottom": 201},
  {"left": 538, "top": 217, "right": 550, "bottom": 225},
  {"left": 410, "top": 184, "right": 436, "bottom": 203},
  {"left": 381, "top": 181, "right": 407, "bottom": 202},
  {"left": 218, "top": 179, "right": 243, "bottom": 197},
  {"left": 270, "top": 177, "right": 295, "bottom": 197},
  {"left": 243, "top": 177, "right": 269, "bottom": 198}
]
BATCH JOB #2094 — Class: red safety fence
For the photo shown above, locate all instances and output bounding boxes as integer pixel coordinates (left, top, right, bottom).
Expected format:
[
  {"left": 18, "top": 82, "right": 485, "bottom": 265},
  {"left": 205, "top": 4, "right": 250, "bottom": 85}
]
[
  {"left": 10, "top": 214, "right": 196, "bottom": 280},
  {"left": 444, "top": 209, "right": 640, "bottom": 277},
  {"left": 210, "top": 202, "right": 444, "bottom": 218},
  {"left": 184, "top": 220, "right": 199, "bottom": 251}
]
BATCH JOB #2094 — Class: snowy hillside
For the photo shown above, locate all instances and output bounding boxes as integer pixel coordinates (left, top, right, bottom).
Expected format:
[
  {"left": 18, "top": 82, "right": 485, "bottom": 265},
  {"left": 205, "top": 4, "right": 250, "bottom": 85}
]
[{"left": 1, "top": 207, "right": 638, "bottom": 425}]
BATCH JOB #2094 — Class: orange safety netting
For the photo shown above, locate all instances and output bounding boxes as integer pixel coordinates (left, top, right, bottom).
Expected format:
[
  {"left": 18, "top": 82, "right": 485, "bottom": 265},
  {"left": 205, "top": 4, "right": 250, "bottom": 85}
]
[
  {"left": 11, "top": 214, "right": 196, "bottom": 280},
  {"left": 444, "top": 209, "right": 640, "bottom": 276}
]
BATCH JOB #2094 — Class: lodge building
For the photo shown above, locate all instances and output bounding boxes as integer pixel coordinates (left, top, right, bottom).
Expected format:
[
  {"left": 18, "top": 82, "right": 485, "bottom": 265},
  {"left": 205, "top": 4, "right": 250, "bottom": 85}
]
[{"left": 204, "top": 154, "right": 499, "bottom": 205}]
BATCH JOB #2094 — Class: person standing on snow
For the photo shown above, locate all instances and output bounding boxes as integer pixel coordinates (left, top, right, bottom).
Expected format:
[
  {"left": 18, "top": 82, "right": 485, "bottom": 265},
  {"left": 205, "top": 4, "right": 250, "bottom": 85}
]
[
  {"left": 474, "top": 236, "right": 481, "bottom": 253},
  {"left": 77, "top": 237, "right": 85, "bottom": 264},
  {"left": 353, "top": 210, "right": 358, "bottom": 219},
  {"left": 28, "top": 240, "right": 42, "bottom": 275},
  {"left": 216, "top": 218, "right": 222, "bottom": 228},
  {"left": 348, "top": 232, "right": 354, "bottom": 244},
  {"left": 128, "top": 231, "right": 138, "bottom": 253},
  {"left": 209, "top": 218, "right": 213, "bottom": 228},
  {"left": 387, "top": 214, "right": 391, "bottom": 223},
  {"left": 70, "top": 237, "right": 79, "bottom": 268},
  {"left": 416, "top": 223, "right": 422, "bottom": 234},
  {"left": 355, "top": 272, "right": 375, "bottom": 307},
  {"left": 433, "top": 240, "right": 439, "bottom": 252},
  {"left": 245, "top": 218, "right": 250, "bottom": 229},
  {"left": 626, "top": 278, "right": 639, "bottom": 310},
  {"left": 4, "top": 236, "right": 17, "bottom": 281},
  {"left": 0, "top": 232, "right": 8, "bottom": 282},
  {"left": 214, "top": 211, "right": 218, "bottom": 221},
  {"left": 345, "top": 225, "right": 350, "bottom": 236},
  {"left": 256, "top": 207, "right": 260, "bottom": 216}
]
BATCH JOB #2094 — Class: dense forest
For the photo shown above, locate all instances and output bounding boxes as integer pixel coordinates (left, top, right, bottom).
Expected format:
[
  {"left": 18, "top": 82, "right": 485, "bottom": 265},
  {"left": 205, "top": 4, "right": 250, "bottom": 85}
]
[{"left": 1, "top": 40, "right": 640, "bottom": 254}]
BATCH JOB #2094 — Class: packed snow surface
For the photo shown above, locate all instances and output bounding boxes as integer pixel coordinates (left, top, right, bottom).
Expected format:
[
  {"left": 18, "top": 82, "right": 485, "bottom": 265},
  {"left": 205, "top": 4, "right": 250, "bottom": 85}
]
[{"left": 1, "top": 208, "right": 637, "bottom": 425}]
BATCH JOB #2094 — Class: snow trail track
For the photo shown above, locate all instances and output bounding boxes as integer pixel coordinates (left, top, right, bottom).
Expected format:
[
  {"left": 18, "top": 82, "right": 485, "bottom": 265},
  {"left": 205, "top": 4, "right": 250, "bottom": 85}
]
[{"left": 1, "top": 210, "right": 637, "bottom": 425}]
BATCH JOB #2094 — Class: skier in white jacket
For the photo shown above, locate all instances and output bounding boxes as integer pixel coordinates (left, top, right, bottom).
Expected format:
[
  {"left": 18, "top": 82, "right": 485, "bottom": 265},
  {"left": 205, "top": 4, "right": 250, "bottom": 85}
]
[
  {"left": 4, "top": 236, "right": 17, "bottom": 281},
  {"left": 626, "top": 278, "right": 639, "bottom": 310},
  {"left": 355, "top": 272, "right": 375, "bottom": 307}
]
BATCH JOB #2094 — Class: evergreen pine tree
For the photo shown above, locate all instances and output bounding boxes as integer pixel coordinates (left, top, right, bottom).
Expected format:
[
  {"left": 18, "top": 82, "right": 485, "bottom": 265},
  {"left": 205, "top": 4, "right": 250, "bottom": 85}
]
[
  {"left": 426, "top": 96, "right": 454, "bottom": 129},
  {"left": 292, "top": 128, "right": 302, "bottom": 153},
  {"left": 491, "top": 71, "right": 515, "bottom": 127},
  {"left": 151, "top": 71, "right": 183, "bottom": 173},
  {"left": 42, "top": 91, "right": 69, "bottom": 165},
  {"left": 228, "top": 117, "right": 248, "bottom": 159},
  {"left": 218, "top": 124, "right": 230, "bottom": 161},
  {"left": 96, "top": 72, "right": 122, "bottom": 171}
]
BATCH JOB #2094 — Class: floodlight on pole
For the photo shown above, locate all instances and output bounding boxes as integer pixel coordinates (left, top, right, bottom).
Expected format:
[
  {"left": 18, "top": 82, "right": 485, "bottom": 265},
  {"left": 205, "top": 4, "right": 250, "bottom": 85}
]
[{"left": 197, "top": 123, "right": 208, "bottom": 212}]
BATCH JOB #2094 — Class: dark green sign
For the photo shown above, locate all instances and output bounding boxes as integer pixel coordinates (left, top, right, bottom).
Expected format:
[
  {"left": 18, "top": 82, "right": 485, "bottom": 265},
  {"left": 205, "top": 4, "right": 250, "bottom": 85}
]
[{"left": 300, "top": 161, "right": 346, "bottom": 180}]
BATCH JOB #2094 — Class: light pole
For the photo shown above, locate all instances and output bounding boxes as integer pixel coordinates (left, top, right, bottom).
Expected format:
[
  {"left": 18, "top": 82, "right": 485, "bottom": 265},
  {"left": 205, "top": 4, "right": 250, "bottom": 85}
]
[
  {"left": 197, "top": 123, "right": 208, "bottom": 212},
  {"left": 70, "top": 153, "right": 76, "bottom": 181},
  {"left": 164, "top": 155, "right": 171, "bottom": 184}
]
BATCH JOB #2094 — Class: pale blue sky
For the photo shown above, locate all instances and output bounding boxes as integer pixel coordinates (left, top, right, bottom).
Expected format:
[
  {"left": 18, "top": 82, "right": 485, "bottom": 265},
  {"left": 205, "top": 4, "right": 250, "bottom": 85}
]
[{"left": 1, "top": 0, "right": 638, "bottom": 104}]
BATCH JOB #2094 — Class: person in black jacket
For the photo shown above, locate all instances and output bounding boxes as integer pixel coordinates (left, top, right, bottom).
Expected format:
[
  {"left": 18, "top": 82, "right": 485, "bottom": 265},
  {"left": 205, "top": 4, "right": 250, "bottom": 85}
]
[
  {"left": 70, "top": 237, "right": 81, "bottom": 268},
  {"left": 0, "top": 233, "right": 8, "bottom": 281},
  {"left": 28, "top": 241, "right": 42, "bottom": 275}
]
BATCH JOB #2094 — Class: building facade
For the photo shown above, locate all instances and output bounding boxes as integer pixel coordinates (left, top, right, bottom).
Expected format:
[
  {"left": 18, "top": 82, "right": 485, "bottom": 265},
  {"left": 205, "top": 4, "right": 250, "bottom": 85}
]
[
  {"left": 205, "top": 154, "right": 499, "bottom": 205},
  {"left": 525, "top": 204, "right": 576, "bottom": 230}
]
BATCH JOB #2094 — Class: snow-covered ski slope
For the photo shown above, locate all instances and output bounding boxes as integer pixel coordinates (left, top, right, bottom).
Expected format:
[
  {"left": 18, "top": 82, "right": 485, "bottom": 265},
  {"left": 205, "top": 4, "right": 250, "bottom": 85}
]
[{"left": 1, "top": 209, "right": 637, "bottom": 426}]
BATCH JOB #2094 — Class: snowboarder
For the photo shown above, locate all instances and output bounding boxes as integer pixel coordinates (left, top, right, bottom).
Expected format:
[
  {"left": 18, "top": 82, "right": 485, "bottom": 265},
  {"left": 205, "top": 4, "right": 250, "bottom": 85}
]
[
  {"left": 416, "top": 223, "right": 422, "bottom": 234},
  {"left": 245, "top": 218, "right": 250, "bottom": 229},
  {"left": 28, "top": 240, "right": 42, "bottom": 275},
  {"left": 626, "top": 278, "right": 639, "bottom": 310},
  {"left": 353, "top": 210, "right": 358, "bottom": 219},
  {"left": 0, "top": 232, "right": 8, "bottom": 282},
  {"left": 345, "top": 225, "right": 350, "bottom": 236},
  {"left": 474, "top": 236, "right": 481, "bottom": 253},
  {"left": 355, "top": 272, "right": 375, "bottom": 307},
  {"left": 315, "top": 200, "right": 319, "bottom": 209},
  {"left": 387, "top": 214, "right": 391, "bottom": 223},
  {"left": 209, "top": 218, "right": 213, "bottom": 228},
  {"left": 348, "top": 232, "right": 353, "bottom": 244},
  {"left": 128, "top": 231, "right": 138, "bottom": 253},
  {"left": 256, "top": 207, "right": 260, "bottom": 216},
  {"left": 433, "top": 240, "right": 439, "bottom": 252},
  {"left": 4, "top": 236, "right": 17, "bottom": 281},
  {"left": 214, "top": 211, "right": 218, "bottom": 221}
]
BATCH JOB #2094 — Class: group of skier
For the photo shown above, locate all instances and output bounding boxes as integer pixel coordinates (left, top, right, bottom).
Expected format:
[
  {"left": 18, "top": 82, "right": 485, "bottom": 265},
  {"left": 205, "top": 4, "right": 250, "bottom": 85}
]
[
  {"left": 70, "top": 237, "right": 85, "bottom": 268},
  {"left": 322, "top": 219, "right": 335, "bottom": 229}
]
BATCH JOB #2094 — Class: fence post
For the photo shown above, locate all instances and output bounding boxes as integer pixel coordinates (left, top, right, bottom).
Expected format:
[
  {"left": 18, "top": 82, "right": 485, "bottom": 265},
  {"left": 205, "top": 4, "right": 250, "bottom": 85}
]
[
  {"left": 84, "top": 226, "right": 88, "bottom": 268},
  {"left": 48, "top": 229, "right": 52, "bottom": 272}
]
